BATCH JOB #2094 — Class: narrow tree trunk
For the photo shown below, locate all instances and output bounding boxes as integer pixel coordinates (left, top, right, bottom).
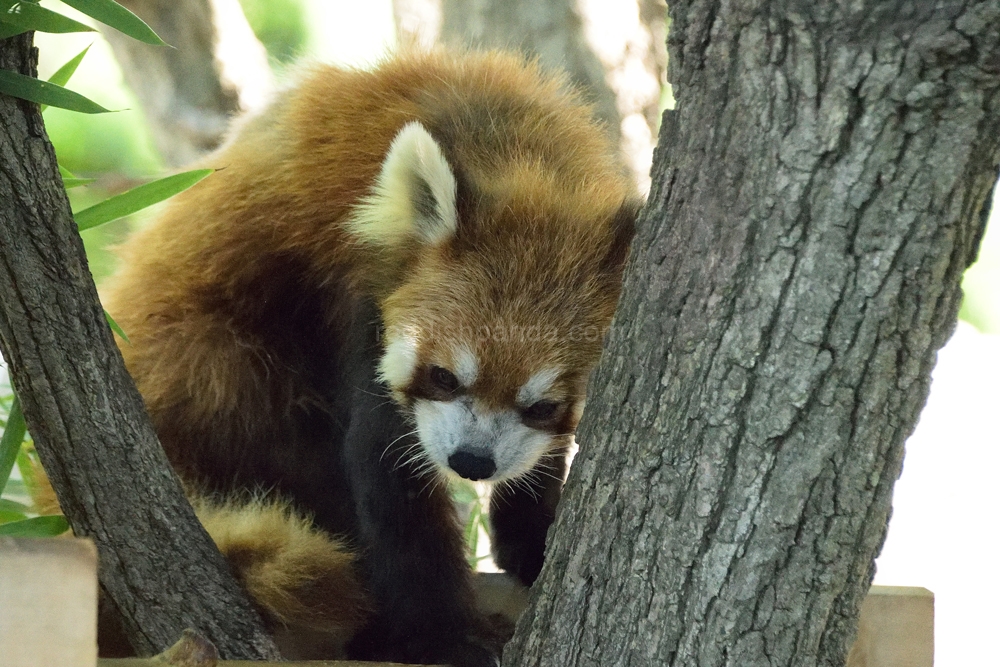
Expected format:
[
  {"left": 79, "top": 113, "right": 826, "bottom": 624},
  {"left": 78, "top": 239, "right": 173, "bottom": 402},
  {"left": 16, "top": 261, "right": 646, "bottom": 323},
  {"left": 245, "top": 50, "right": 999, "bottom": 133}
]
[
  {"left": 505, "top": 1, "right": 1000, "bottom": 666},
  {"left": 101, "top": 0, "right": 273, "bottom": 166},
  {"left": 0, "top": 33, "right": 279, "bottom": 660}
]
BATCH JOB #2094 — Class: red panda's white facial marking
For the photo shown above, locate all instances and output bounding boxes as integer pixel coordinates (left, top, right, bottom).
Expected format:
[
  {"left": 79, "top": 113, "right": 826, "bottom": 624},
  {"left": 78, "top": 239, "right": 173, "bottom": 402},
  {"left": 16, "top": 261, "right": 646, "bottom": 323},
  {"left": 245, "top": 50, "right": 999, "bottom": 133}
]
[
  {"left": 376, "top": 327, "right": 570, "bottom": 482},
  {"left": 516, "top": 367, "right": 562, "bottom": 407},
  {"left": 452, "top": 345, "right": 479, "bottom": 387},
  {"left": 412, "top": 397, "right": 556, "bottom": 483},
  {"left": 396, "top": 359, "right": 568, "bottom": 482},
  {"left": 378, "top": 327, "right": 419, "bottom": 397}
]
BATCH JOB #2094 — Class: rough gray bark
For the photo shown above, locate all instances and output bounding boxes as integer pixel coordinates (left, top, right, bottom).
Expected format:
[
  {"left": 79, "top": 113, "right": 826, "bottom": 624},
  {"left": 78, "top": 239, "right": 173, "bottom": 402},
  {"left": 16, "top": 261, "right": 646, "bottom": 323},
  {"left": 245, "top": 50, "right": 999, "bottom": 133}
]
[
  {"left": 101, "top": 0, "right": 273, "bottom": 166},
  {"left": 505, "top": 1, "right": 1000, "bottom": 666},
  {"left": 0, "top": 33, "right": 279, "bottom": 660}
]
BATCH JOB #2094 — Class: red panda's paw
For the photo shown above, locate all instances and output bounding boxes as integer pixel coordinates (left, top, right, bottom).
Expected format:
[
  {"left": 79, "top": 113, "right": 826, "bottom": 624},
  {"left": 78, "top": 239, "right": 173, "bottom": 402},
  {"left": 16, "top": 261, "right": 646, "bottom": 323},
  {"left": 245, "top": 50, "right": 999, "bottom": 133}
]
[
  {"left": 192, "top": 495, "right": 372, "bottom": 653},
  {"left": 491, "top": 526, "right": 547, "bottom": 587}
]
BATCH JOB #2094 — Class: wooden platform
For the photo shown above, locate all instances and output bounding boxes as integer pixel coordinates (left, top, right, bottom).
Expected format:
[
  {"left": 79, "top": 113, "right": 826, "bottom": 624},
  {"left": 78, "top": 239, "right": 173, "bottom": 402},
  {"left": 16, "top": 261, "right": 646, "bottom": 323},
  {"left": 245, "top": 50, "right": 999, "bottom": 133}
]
[
  {"left": 847, "top": 585, "right": 934, "bottom": 667},
  {"left": 0, "top": 537, "right": 934, "bottom": 666},
  {"left": 0, "top": 537, "right": 98, "bottom": 667}
]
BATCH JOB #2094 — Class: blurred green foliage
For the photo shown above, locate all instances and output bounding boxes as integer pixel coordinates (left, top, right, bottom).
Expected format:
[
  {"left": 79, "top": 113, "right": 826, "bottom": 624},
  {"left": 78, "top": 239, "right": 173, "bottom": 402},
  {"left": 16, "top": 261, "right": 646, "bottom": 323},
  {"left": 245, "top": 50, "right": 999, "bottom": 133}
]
[
  {"left": 46, "top": 100, "right": 159, "bottom": 279},
  {"left": 238, "top": 0, "right": 308, "bottom": 65},
  {"left": 34, "top": 0, "right": 312, "bottom": 282},
  {"left": 959, "top": 195, "right": 1000, "bottom": 334}
]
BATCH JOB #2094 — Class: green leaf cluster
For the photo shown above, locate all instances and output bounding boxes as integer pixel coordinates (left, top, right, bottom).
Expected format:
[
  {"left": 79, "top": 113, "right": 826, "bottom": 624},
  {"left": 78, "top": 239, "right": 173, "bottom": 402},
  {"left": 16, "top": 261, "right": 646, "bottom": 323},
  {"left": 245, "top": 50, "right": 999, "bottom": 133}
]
[
  {"left": 0, "top": 0, "right": 215, "bottom": 538},
  {"left": 0, "top": 393, "right": 69, "bottom": 537},
  {"left": 1, "top": 0, "right": 161, "bottom": 44},
  {"left": 0, "top": 0, "right": 160, "bottom": 112},
  {"left": 451, "top": 479, "right": 494, "bottom": 568}
]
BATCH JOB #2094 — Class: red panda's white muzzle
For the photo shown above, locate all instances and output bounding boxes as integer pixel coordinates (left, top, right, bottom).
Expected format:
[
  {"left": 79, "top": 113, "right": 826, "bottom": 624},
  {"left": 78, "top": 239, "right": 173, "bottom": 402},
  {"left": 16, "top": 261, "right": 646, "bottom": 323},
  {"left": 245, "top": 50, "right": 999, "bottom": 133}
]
[{"left": 412, "top": 397, "right": 554, "bottom": 483}]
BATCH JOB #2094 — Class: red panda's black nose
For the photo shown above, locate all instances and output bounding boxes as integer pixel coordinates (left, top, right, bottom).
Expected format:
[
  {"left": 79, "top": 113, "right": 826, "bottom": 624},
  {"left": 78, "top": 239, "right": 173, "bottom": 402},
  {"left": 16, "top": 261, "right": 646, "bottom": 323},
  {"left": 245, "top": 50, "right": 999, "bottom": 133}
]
[{"left": 448, "top": 451, "right": 496, "bottom": 481}]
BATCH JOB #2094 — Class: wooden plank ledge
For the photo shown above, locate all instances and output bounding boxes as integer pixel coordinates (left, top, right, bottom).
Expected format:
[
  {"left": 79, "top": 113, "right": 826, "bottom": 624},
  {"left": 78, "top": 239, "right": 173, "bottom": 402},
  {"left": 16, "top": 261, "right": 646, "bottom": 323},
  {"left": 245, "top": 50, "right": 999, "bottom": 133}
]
[
  {"left": 846, "top": 585, "right": 934, "bottom": 667},
  {"left": 0, "top": 537, "right": 98, "bottom": 667},
  {"left": 2, "top": 538, "right": 934, "bottom": 666}
]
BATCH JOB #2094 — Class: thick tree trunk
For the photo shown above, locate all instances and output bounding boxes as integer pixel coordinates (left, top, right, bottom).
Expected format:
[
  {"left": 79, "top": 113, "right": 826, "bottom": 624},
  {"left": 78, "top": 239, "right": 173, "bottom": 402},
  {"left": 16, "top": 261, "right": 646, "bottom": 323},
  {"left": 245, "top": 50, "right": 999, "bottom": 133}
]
[
  {"left": 0, "top": 34, "right": 279, "bottom": 660},
  {"left": 505, "top": 1, "right": 1000, "bottom": 666},
  {"left": 101, "top": 0, "right": 273, "bottom": 166}
]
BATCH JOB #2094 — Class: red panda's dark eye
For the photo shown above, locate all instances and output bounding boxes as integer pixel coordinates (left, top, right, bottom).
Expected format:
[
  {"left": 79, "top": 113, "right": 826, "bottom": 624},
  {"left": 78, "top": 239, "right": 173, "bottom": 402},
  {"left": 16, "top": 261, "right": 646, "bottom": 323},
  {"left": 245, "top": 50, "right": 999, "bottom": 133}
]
[
  {"left": 429, "top": 366, "right": 460, "bottom": 393},
  {"left": 522, "top": 400, "right": 560, "bottom": 422}
]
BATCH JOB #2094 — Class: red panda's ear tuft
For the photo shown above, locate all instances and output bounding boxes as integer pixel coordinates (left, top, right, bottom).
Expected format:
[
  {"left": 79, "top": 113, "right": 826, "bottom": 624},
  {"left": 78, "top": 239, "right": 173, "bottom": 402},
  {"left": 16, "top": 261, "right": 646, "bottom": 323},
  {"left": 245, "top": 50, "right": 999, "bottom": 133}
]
[
  {"left": 347, "top": 122, "right": 459, "bottom": 249},
  {"left": 600, "top": 198, "right": 641, "bottom": 276}
]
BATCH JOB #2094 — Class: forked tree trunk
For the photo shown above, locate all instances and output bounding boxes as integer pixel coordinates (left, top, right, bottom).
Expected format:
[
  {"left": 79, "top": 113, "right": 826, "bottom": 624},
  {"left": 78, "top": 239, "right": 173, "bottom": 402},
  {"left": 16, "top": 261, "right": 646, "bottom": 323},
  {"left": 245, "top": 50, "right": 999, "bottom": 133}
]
[
  {"left": 0, "top": 33, "right": 279, "bottom": 660},
  {"left": 505, "top": 1, "right": 1000, "bottom": 666}
]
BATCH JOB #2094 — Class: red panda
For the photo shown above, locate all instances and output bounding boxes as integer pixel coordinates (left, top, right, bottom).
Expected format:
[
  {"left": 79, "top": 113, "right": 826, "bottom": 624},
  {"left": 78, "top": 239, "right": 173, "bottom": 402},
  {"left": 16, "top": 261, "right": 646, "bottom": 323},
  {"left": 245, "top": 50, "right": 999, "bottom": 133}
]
[{"left": 100, "top": 50, "right": 639, "bottom": 665}]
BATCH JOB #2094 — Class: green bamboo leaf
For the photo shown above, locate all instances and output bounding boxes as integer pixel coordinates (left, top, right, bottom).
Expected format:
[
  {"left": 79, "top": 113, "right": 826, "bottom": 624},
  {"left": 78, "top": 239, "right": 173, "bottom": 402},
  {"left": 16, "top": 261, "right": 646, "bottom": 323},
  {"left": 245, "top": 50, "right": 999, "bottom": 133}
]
[
  {"left": 0, "top": 16, "right": 30, "bottom": 38},
  {"left": 0, "top": 25, "right": 24, "bottom": 40},
  {"left": 14, "top": 446, "right": 37, "bottom": 499},
  {"left": 0, "top": 0, "right": 19, "bottom": 30},
  {"left": 1, "top": 1, "right": 94, "bottom": 34},
  {"left": 47, "top": 43, "right": 92, "bottom": 88},
  {"left": 105, "top": 310, "right": 129, "bottom": 343},
  {"left": 74, "top": 169, "right": 212, "bottom": 230},
  {"left": 477, "top": 509, "right": 491, "bottom": 538},
  {"left": 465, "top": 504, "right": 480, "bottom": 564},
  {"left": 0, "top": 514, "right": 69, "bottom": 536},
  {"left": 57, "top": 166, "right": 96, "bottom": 188},
  {"left": 2, "top": 479, "right": 26, "bottom": 496},
  {"left": 0, "top": 69, "right": 111, "bottom": 114},
  {"left": 57, "top": 0, "right": 165, "bottom": 45},
  {"left": 0, "top": 395, "right": 25, "bottom": 499},
  {"left": 450, "top": 478, "right": 479, "bottom": 504},
  {"left": 0, "top": 510, "right": 27, "bottom": 523},
  {"left": 62, "top": 177, "right": 96, "bottom": 188},
  {"left": 0, "top": 498, "right": 30, "bottom": 513}
]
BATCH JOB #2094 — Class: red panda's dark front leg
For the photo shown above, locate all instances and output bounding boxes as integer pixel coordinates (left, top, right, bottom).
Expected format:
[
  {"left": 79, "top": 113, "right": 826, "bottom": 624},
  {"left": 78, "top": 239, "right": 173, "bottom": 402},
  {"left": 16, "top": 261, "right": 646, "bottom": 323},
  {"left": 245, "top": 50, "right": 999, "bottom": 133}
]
[
  {"left": 489, "top": 444, "right": 569, "bottom": 587},
  {"left": 340, "top": 308, "right": 502, "bottom": 667}
]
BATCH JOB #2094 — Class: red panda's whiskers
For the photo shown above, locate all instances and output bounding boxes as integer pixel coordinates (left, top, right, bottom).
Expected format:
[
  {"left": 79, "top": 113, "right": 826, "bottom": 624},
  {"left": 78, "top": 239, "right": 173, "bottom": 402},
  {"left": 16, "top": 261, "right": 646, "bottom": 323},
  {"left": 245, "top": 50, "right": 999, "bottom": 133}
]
[
  {"left": 388, "top": 442, "right": 425, "bottom": 472},
  {"left": 526, "top": 467, "right": 564, "bottom": 485},
  {"left": 415, "top": 462, "right": 446, "bottom": 497},
  {"left": 493, "top": 479, "right": 514, "bottom": 505},
  {"left": 380, "top": 428, "right": 422, "bottom": 463},
  {"left": 509, "top": 472, "right": 542, "bottom": 503}
]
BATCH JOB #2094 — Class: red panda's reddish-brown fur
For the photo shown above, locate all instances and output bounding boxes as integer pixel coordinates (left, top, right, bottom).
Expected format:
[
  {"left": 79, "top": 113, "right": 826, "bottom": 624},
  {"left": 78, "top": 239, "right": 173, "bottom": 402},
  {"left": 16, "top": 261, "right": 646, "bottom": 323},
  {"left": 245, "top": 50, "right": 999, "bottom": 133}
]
[
  {"left": 91, "top": 50, "right": 637, "bottom": 665},
  {"left": 106, "top": 51, "right": 631, "bottom": 426}
]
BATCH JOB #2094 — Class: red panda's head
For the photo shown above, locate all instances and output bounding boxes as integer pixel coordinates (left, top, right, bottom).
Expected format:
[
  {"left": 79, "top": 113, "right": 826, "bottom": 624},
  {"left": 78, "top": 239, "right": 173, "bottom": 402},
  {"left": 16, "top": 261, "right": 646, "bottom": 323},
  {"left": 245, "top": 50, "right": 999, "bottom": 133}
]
[{"left": 348, "top": 121, "right": 638, "bottom": 483}]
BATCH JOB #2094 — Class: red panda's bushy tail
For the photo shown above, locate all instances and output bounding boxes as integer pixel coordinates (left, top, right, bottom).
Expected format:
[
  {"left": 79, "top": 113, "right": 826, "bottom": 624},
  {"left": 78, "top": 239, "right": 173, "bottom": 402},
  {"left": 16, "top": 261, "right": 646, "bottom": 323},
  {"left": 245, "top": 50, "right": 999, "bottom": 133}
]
[
  {"left": 29, "top": 465, "right": 370, "bottom": 658},
  {"left": 190, "top": 495, "right": 371, "bottom": 657}
]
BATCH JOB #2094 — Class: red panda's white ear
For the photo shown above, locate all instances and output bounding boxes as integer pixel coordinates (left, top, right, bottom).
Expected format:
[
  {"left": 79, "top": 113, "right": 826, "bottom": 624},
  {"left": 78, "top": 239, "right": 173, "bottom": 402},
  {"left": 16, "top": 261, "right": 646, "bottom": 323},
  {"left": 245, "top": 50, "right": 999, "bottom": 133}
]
[{"left": 347, "top": 122, "right": 458, "bottom": 248}]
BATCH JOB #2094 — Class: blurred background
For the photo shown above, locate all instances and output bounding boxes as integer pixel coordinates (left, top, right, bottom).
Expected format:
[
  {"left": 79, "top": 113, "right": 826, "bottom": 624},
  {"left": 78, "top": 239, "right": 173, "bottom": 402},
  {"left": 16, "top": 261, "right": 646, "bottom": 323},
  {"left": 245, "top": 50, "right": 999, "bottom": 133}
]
[{"left": 4, "top": 0, "right": 998, "bottom": 663}]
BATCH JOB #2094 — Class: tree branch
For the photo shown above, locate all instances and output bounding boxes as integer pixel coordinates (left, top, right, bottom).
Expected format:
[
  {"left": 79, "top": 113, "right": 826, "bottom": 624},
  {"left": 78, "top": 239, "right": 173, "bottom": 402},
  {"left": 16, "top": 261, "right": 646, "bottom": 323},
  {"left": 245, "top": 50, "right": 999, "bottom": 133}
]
[{"left": 0, "top": 33, "right": 279, "bottom": 659}]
